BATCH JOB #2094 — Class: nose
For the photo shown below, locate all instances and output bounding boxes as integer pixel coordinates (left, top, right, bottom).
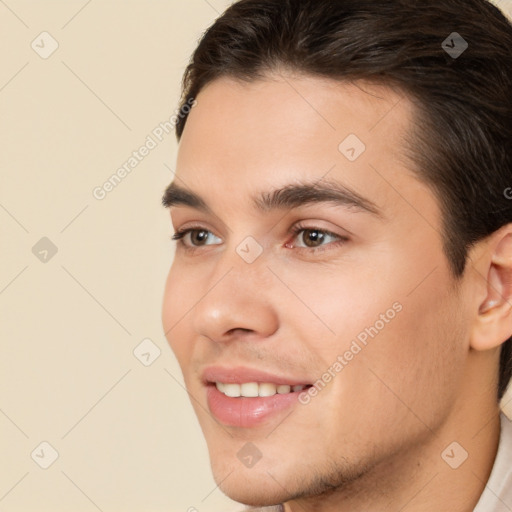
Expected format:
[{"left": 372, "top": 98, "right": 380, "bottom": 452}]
[{"left": 191, "top": 247, "right": 279, "bottom": 343}]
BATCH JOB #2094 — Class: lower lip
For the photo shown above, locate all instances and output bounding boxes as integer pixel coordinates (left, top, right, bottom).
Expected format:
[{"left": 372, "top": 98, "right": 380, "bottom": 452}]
[{"left": 206, "top": 384, "right": 303, "bottom": 428}]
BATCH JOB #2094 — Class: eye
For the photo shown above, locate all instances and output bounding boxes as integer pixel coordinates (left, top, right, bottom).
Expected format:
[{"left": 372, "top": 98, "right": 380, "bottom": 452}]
[
  {"left": 288, "top": 224, "right": 347, "bottom": 252},
  {"left": 171, "top": 227, "right": 222, "bottom": 248}
]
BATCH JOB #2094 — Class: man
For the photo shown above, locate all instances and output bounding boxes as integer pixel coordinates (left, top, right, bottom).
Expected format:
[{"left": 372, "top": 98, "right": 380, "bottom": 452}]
[{"left": 161, "top": 0, "right": 512, "bottom": 510}]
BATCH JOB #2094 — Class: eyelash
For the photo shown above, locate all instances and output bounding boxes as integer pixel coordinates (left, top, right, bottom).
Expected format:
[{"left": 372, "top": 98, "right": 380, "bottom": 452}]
[{"left": 170, "top": 223, "right": 348, "bottom": 255}]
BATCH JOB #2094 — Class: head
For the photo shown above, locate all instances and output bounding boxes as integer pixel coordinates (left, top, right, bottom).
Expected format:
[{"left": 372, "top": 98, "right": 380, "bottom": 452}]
[{"left": 162, "top": 0, "right": 512, "bottom": 506}]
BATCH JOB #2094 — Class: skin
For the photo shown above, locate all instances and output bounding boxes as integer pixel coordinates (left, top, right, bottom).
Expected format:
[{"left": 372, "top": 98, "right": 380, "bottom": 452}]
[{"left": 162, "top": 73, "right": 512, "bottom": 511}]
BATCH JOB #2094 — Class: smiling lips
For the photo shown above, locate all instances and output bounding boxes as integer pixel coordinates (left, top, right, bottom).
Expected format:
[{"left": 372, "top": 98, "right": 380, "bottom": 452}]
[{"left": 203, "top": 366, "right": 312, "bottom": 427}]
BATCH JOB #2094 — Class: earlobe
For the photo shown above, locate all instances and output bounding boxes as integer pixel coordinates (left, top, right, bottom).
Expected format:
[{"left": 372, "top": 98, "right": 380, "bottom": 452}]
[{"left": 470, "top": 228, "right": 512, "bottom": 352}]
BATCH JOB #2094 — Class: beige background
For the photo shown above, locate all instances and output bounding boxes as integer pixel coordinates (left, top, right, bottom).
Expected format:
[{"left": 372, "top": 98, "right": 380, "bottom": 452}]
[{"left": 1, "top": 1, "right": 512, "bottom": 511}]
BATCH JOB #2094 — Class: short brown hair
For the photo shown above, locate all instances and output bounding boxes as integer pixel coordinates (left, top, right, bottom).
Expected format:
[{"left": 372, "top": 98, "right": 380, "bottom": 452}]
[{"left": 173, "top": 0, "right": 512, "bottom": 399}]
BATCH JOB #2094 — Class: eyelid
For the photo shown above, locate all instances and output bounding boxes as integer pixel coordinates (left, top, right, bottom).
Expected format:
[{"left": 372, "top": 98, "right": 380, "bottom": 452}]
[
  {"left": 288, "top": 222, "right": 346, "bottom": 250},
  {"left": 171, "top": 224, "right": 222, "bottom": 245}
]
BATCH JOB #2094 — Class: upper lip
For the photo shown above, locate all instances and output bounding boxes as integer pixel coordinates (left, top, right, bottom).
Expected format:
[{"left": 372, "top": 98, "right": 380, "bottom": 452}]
[{"left": 202, "top": 366, "right": 312, "bottom": 386}]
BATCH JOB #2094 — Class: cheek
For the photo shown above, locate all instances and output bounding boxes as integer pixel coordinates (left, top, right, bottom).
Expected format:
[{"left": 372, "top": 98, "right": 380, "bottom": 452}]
[
  {"left": 162, "top": 265, "right": 195, "bottom": 363},
  {"left": 283, "top": 260, "right": 402, "bottom": 358},
  {"left": 293, "top": 245, "right": 468, "bottom": 420},
  {"left": 345, "top": 268, "right": 467, "bottom": 427}
]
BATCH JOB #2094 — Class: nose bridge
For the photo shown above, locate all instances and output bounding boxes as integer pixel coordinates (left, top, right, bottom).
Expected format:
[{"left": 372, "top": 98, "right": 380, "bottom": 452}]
[
  {"left": 210, "top": 230, "right": 272, "bottom": 288},
  {"left": 191, "top": 236, "right": 278, "bottom": 341}
]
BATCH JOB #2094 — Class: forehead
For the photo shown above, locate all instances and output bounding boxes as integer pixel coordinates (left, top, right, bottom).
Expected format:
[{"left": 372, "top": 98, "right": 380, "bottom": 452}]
[
  {"left": 174, "top": 74, "right": 437, "bottom": 228},
  {"left": 179, "top": 73, "right": 412, "bottom": 152}
]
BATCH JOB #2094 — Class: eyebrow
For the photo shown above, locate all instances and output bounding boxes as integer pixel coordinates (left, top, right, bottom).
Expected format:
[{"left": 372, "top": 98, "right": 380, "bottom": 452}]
[{"left": 161, "top": 179, "right": 382, "bottom": 217}]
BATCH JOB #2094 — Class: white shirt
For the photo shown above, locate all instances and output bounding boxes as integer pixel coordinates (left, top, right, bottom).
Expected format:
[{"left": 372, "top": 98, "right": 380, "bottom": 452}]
[
  {"left": 245, "top": 413, "right": 512, "bottom": 512},
  {"left": 473, "top": 412, "right": 512, "bottom": 511}
]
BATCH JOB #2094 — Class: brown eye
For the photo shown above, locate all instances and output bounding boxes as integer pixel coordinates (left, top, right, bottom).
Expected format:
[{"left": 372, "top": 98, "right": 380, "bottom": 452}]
[
  {"left": 289, "top": 225, "right": 348, "bottom": 254},
  {"left": 301, "top": 229, "right": 326, "bottom": 247},
  {"left": 171, "top": 228, "right": 222, "bottom": 248},
  {"left": 190, "top": 229, "right": 210, "bottom": 246}
]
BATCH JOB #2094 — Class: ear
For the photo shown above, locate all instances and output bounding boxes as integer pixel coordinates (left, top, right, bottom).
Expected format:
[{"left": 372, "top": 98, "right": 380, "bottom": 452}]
[{"left": 470, "top": 224, "right": 512, "bottom": 351}]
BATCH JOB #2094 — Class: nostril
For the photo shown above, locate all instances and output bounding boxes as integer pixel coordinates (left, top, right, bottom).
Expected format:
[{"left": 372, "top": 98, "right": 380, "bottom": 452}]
[{"left": 226, "top": 328, "right": 253, "bottom": 335}]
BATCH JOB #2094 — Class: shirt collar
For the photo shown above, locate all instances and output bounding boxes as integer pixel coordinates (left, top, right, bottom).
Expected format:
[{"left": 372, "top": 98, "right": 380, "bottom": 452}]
[{"left": 473, "top": 412, "right": 512, "bottom": 511}]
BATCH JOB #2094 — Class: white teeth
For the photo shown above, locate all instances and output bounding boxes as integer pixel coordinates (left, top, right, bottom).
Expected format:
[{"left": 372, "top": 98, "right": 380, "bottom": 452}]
[
  {"left": 240, "top": 382, "right": 259, "bottom": 397},
  {"left": 223, "top": 383, "right": 241, "bottom": 397},
  {"left": 215, "top": 382, "right": 306, "bottom": 397},
  {"left": 259, "top": 383, "right": 277, "bottom": 397}
]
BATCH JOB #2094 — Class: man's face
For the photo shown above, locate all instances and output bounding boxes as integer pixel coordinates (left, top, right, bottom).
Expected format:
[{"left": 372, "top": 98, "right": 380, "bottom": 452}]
[{"left": 162, "top": 75, "right": 473, "bottom": 505}]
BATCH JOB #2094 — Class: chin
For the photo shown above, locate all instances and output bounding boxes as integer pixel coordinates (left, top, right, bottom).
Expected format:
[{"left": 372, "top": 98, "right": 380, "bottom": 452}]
[
  {"left": 217, "top": 477, "right": 289, "bottom": 507},
  {"left": 210, "top": 457, "right": 292, "bottom": 506}
]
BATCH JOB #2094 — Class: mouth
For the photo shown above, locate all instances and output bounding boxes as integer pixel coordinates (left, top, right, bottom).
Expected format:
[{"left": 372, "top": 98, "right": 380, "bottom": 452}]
[
  {"left": 202, "top": 366, "right": 313, "bottom": 428},
  {"left": 214, "top": 381, "right": 310, "bottom": 397}
]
